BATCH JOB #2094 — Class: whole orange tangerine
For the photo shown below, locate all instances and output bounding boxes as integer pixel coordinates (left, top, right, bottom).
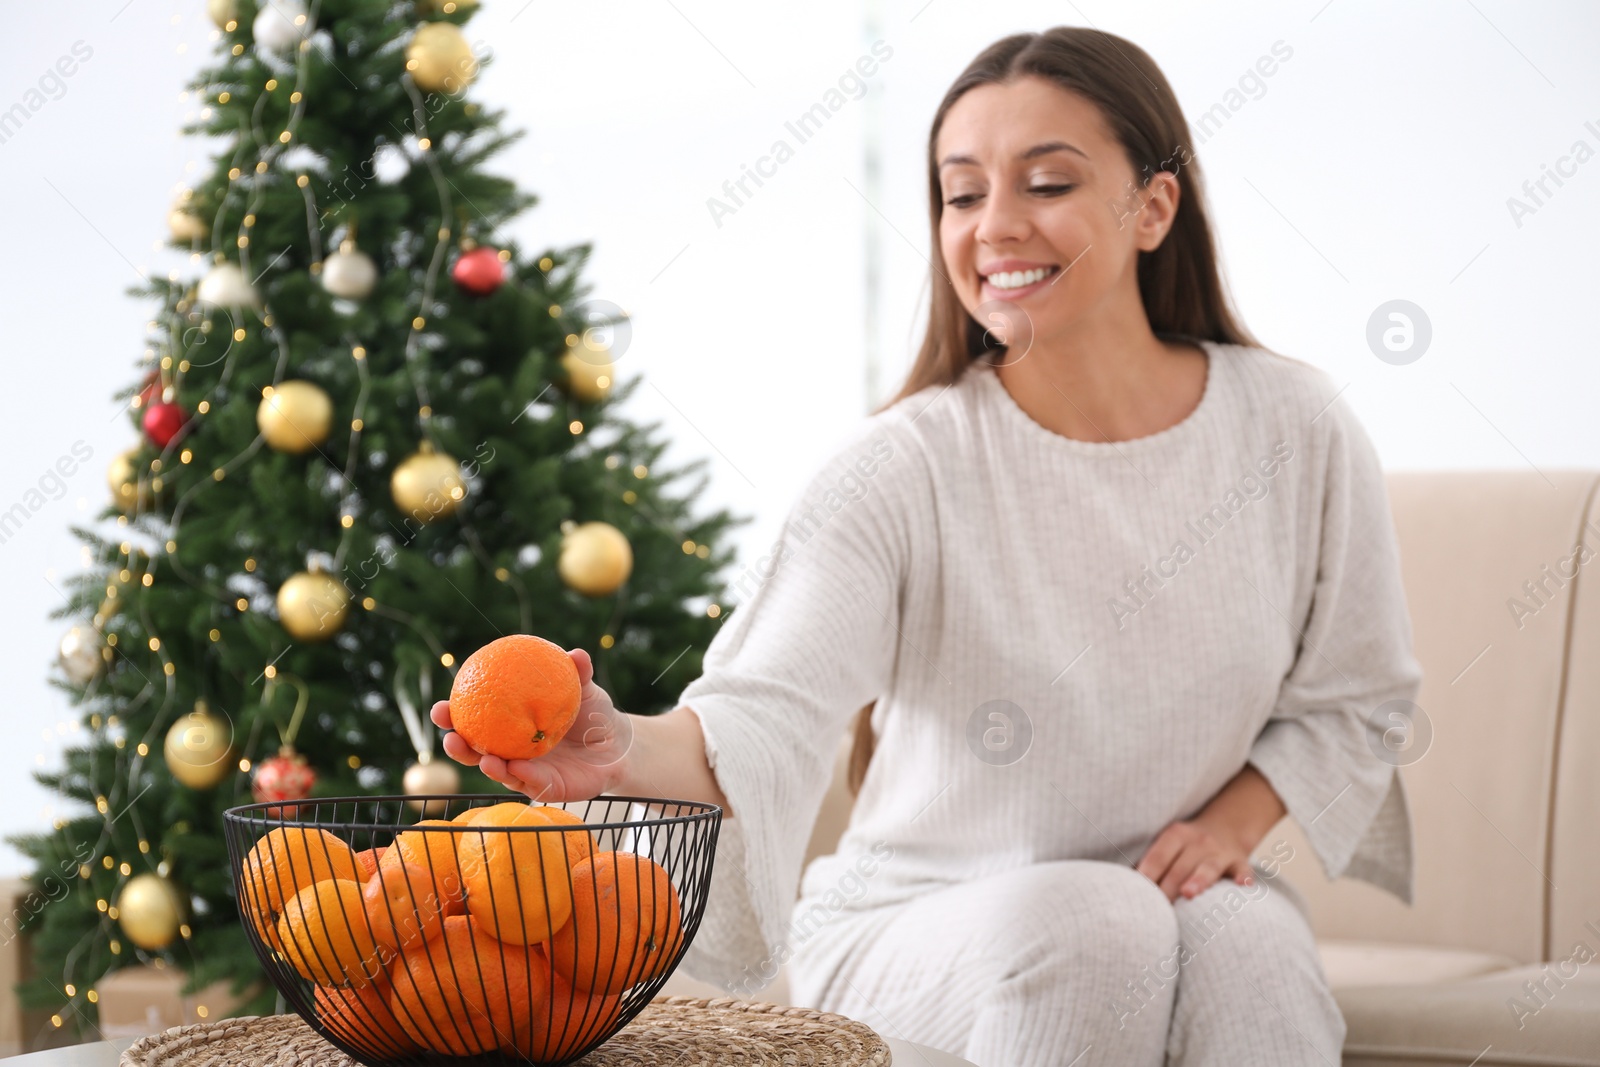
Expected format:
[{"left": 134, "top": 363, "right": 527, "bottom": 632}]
[
  {"left": 506, "top": 945, "right": 625, "bottom": 1061},
  {"left": 548, "top": 850, "right": 682, "bottom": 995},
  {"left": 240, "top": 827, "right": 359, "bottom": 955},
  {"left": 449, "top": 635, "right": 581, "bottom": 761},
  {"left": 277, "top": 879, "right": 384, "bottom": 987},
  {"left": 388, "top": 913, "right": 545, "bottom": 1056},
  {"left": 457, "top": 805, "right": 574, "bottom": 944},
  {"left": 313, "top": 977, "right": 421, "bottom": 1058}
]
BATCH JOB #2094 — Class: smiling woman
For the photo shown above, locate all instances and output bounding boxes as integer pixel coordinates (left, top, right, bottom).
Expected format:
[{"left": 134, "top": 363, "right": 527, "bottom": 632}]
[{"left": 658, "top": 25, "right": 1418, "bottom": 1067}]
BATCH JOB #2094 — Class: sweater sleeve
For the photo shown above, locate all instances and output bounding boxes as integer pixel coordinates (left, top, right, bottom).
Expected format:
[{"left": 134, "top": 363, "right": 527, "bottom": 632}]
[
  {"left": 1246, "top": 389, "right": 1424, "bottom": 905},
  {"left": 671, "top": 417, "right": 921, "bottom": 991}
]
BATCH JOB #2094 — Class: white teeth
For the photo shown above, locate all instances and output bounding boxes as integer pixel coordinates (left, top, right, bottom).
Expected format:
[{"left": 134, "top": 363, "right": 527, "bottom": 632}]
[{"left": 985, "top": 266, "right": 1055, "bottom": 290}]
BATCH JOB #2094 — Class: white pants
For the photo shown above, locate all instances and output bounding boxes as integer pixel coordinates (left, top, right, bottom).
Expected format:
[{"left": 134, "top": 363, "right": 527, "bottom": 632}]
[{"left": 786, "top": 859, "right": 1344, "bottom": 1067}]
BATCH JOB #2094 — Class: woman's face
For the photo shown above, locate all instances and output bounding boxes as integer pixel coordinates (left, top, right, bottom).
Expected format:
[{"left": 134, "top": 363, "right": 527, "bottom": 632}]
[{"left": 935, "top": 75, "right": 1179, "bottom": 350}]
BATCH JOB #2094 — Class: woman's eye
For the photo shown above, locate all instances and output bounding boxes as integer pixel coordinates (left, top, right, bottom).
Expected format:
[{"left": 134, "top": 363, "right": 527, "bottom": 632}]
[{"left": 944, "top": 184, "right": 1074, "bottom": 208}]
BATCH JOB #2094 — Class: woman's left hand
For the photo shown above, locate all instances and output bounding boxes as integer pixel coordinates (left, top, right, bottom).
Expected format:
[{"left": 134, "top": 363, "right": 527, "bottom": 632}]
[{"left": 1134, "top": 816, "right": 1256, "bottom": 903}]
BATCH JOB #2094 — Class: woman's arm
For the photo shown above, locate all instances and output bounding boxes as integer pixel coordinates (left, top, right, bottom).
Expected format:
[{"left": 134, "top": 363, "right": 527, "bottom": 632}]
[
  {"left": 1136, "top": 382, "right": 1424, "bottom": 906},
  {"left": 610, "top": 706, "right": 733, "bottom": 816},
  {"left": 1134, "top": 764, "right": 1286, "bottom": 902}
]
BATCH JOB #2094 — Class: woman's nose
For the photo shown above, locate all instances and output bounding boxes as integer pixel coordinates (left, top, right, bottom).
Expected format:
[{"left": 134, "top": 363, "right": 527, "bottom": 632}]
[{"left": 974, "top": 186, "right": 1032, "bottom": 245}]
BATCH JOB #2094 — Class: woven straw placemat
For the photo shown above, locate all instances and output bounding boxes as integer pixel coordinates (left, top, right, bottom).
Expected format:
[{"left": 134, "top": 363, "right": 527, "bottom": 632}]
[{"left": 119, "top": 994, "right": 892, "bottom": 1066}]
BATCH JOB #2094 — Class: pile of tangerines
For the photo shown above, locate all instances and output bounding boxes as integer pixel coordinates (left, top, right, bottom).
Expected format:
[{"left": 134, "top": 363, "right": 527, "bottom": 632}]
[{"left": 240, "top": 801, "right": 683, "bottom": 1060}]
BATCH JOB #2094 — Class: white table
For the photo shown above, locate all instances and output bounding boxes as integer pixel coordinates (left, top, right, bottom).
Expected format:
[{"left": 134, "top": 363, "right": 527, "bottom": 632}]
[{"left": 2, "top": 1033, "right": 979, "bottom": 1065}]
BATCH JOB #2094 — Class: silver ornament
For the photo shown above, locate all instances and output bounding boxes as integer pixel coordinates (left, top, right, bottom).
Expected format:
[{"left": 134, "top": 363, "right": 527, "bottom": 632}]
[
  {"left": 320, "top": 241, "right": 379, "bottom": 301},
  {"left": 196, "top": 262, "right": 259, "bottom": 309},
  {"left": 58, "top": 625, "right": 105, "bottom": 685},
  {"left": 253, "top": 0, "right": 310, "bottom": 54},
  {"left": 403, "top": 759, "right": 460, "bottom": 817}
]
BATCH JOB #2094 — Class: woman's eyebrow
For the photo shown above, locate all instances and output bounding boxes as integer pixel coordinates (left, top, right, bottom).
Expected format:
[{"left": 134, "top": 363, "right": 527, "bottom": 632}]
[{"left": 938, "top": 141, "right": 1089, "bottom": 169}]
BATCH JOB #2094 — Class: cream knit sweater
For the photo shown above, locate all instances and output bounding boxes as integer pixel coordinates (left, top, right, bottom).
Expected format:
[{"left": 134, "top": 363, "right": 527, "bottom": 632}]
[{"left": 672, "top": 340, "right": 1423, "bottom": 991}]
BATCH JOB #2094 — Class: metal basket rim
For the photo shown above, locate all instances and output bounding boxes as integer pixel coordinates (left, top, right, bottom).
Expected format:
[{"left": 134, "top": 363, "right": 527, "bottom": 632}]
[{"left": 222, "top": 794, "right": 723, "bottom": 835}]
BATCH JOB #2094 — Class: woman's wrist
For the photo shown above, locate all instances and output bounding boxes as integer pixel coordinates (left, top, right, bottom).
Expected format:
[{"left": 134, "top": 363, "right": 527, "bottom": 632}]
[
  {"left": 1195, "top": 763, "right": 1286, "bottom": 857},
  {"left": 606, "top": 710, "right": 652, "bottom": 797},
  {"left": 605, "top": 706, "right": 732, "bottom": 815}
]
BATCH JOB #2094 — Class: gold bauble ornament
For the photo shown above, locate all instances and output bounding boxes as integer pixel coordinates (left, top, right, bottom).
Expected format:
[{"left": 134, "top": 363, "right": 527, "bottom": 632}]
[
  {"left": 561, "top": 334, "right": 615, "bottom": 403},
  {"left": 116, "top": 873, "right": 186, "bottom": 951},
  {"left": 167, "top": 206, "right": 208, "bottom": 244},
  {"left": 207, "top": 0, "right": 239, "bottom": 30},
  {"left": 256, "top": 380, "right": 334, "bottom": 455},
  {"left": 417, "top": 0, "right": 478, "bottom": 13},
  {"left": 391, "top": 443, "right": 466, "bottom": 523},
  {"left": 558, "top": 521, "right": 633, "bottom": 597},
  {"left": 163, "top": 701, "right": 236, "bottom": 790},
  {"left": 276, "top": 569, "right": 350, "bottom": 642},
  {"left": 58, "top": 625, "right": 106, "bottom": 685},
  {"left": 107, "top": 447, "right": 153, "bottom": 512},
  {"left": 406, "top": 22, "right": 477, "bottom": 94},
  {"left": 402, "top": 758, "right": 460, "bottom": 817}
]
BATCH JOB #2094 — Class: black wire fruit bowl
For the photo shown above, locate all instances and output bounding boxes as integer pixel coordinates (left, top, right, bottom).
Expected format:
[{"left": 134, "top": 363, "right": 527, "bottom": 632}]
[{"left": 224, "top": 794, "right": 722, "bottom": 1065}]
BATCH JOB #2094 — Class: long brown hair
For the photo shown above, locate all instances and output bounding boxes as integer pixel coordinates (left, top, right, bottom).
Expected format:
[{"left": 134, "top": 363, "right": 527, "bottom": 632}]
[{"left": 846, "top": 27, "right": 1264, "bottom": 796}]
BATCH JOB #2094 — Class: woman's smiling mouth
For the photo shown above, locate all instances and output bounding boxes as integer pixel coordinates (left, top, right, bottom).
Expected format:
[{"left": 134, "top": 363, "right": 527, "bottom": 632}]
[{"left": 980, "top": 263, "right": 1061, "bottom": 298}]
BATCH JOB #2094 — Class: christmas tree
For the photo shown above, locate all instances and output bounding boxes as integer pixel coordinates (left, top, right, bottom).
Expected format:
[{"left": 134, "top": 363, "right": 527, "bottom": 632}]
[{"left": 9, "top": 0, "right": 742, "bottom": 1042}]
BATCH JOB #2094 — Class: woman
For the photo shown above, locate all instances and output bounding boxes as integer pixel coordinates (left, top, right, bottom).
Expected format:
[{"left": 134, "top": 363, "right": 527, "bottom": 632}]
[{"left": 430, "top": 26, "right": 1421, "bottom": 1067}]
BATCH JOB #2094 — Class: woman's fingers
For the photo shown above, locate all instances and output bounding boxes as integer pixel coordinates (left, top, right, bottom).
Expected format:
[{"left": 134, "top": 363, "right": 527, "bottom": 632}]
[
  {"left": 429, "top": 700, "right": 453, "bottom": 729},
  {"left": 1178, "top": 858, "right": 1221, "bottom": 899},
  {"left": 441, "top": 730, "right": 482, "bottom": 766},
  {"left": 569, "top": 647, "right": 593, "bottom": 686},
  {"left": 477, "top": 752, "right": 519, "bottom": 788},
  {"left": 1158, "top": 846, "right": 1201, "bottom": 901},
  {"left": 504, "top": 758, "right": 547, "bottom": 785},
  {"left": 1134, "top": 826, "right": 1183, "bottom": 888}
]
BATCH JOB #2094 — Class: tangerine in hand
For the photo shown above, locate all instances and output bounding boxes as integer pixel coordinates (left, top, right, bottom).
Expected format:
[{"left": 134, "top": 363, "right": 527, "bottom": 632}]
[{"left": 449, "top": 634, "right": 581, "bottom": 761}]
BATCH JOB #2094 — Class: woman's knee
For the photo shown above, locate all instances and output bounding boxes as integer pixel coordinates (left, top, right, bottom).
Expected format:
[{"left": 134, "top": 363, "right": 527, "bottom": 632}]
[
  {"left": 1172, "top": 874, "right": 1320, "bottom": 974},
  {"left": 998, "top": 861, "right": 1179, "bottom": 974}
]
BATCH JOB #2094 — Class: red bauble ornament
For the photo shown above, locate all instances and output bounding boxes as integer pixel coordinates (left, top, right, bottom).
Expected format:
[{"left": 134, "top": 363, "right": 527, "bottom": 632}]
[
  {"left": 251, "top": 746, "right": 316, "bottom": 818},
  {"left": 142, "top": 401, "right": 187, "bottom": 449},
  {"left": 451, "top": 246, "right": 505, "bottom": 296}
]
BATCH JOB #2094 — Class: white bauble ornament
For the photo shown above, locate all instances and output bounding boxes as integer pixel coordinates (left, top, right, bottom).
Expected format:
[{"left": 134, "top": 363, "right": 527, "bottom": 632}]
[
  {"left": 196, "top": 262, "right": 259, "bottom": 309},
  {"left": 320, "top": 239, "right": 378, "bottom": 301},
  {"left": 253, "top": 0, "right": 310, "bottom": 54},
  {"left": 58, "top": 625, "right": 106, "bottom": 685},
  {"left": 403, "top": 758, "right": 460, "bottom": 817}
]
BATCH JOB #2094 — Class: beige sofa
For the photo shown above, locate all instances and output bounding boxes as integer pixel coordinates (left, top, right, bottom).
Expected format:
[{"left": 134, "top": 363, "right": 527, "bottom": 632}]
[{"left": 664, "top": 469, "right": 1600, "bottom": 1066}]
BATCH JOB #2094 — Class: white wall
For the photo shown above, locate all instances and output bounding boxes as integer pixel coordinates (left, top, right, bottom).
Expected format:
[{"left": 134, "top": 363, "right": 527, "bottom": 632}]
[{"left": 1, "top": 0, "right": 1594, "bottom": 876}]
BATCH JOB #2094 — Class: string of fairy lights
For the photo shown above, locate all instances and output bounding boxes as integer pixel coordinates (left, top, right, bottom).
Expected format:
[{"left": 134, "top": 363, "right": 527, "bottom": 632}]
[{"left": 43, "top": 0, "right": 727, "bottom": 1032}]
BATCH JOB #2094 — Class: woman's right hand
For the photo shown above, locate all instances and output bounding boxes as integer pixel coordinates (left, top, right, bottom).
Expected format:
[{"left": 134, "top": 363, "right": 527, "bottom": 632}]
[{"left": 429, "top": 647, "right": 635, "bottom": 803}]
